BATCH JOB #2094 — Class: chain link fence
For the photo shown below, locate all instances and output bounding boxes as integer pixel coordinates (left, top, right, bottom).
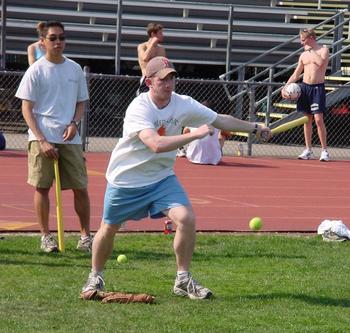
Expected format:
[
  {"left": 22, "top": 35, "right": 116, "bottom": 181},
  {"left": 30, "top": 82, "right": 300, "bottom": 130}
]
[{"left": 1, "top": 70, "right": 350, "bottom": 159}]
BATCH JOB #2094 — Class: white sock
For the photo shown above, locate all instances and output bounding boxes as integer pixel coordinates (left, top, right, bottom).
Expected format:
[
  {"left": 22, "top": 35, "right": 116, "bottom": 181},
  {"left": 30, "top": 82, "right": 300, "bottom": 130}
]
[
  {"left": 177, "top": 271, "right": 189, "bottom": 279},
  {"left": 91, "top": 270, "right": 104, "bottom": 278},
  {"left": 41, "top": 233, "right": 51, "bottom": 240}
]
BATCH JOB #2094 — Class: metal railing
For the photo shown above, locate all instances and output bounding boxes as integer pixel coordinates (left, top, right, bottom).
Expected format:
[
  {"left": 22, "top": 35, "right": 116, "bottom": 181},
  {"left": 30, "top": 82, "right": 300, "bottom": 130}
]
[
  {"left": 219, "top": 10, "right": 350, "bottom": 124},
  {"left": 220, "top": 10, "right": 348, "bottom": 83}
]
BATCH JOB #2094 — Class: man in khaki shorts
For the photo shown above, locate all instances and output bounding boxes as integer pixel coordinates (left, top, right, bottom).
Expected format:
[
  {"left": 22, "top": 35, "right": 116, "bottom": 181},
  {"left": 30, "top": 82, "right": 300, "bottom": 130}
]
[{"left": 16, "top": 21, "right": 92, "bottom": 253}]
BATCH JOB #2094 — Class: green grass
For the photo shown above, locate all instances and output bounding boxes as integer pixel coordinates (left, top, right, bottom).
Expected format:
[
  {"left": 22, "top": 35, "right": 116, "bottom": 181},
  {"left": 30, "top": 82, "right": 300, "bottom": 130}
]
[{"left": 1, "top": 233, "right": 350, "bottom": 333}]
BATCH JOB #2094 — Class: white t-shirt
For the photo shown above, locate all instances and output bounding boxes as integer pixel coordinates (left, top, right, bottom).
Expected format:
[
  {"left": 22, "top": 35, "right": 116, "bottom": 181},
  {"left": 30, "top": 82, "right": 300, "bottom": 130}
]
[
  {"left": 186, "top": 127, "right": 222, "bottom": 165},
  {"left": 15, "top": 56, "right": 89, "bottom": 144},
  {"left": 106, "top": 92, "right": 218, "bottom": 188}
]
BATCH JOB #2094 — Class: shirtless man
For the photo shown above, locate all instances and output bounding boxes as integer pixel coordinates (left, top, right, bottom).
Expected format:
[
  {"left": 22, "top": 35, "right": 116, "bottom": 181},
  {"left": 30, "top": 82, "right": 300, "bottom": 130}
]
[
  {"left": 282, "top": 28, "right": 330, "bottom": 161},
  {"left": 136, "top": 23, "right": 166, "bottom": 95}
]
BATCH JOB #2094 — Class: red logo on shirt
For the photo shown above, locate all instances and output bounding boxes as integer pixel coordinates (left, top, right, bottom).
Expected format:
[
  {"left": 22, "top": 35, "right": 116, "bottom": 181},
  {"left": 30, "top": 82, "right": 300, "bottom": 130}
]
[{"left": 157, "top": 126, "right": 166, "bottom": 136}]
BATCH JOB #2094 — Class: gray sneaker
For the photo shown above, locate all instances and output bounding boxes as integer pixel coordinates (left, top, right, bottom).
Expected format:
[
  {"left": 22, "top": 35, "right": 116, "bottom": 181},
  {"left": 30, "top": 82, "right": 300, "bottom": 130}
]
[
  {"left": 77, "top": 235, "right": 93, "bottom": 252},
  {"left": 40, "top": 234, "right": 58, "bottom": 253},
  {"left": 82, "top": 271, "right": 105, "bottom": 293},
  {"left": 173, "top": 273, "right": 213, "bottom": 300}
]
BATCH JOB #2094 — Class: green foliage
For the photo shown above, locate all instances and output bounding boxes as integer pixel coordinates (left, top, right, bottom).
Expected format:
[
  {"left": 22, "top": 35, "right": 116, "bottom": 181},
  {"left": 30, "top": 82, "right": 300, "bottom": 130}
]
[{"left": 1, "top": 233, "right": 350, "bottom": 333}]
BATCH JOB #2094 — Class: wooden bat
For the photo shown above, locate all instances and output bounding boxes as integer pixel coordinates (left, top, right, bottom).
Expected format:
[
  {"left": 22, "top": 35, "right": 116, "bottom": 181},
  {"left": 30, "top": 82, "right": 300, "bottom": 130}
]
[{"left": 53, "top": 159, "right": 65, "bottom": 252}]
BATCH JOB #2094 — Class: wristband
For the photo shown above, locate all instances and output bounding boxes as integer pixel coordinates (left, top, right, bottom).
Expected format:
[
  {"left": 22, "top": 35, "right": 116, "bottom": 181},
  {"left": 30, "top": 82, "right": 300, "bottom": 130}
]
[{"left": 70, "top": 120, "right": 79, "bottom": 127}]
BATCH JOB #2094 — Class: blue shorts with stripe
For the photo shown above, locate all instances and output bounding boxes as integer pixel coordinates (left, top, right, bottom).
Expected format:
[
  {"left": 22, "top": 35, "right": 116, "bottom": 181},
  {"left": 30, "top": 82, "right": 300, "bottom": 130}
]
[
  {"left": 297, "top": 82, "right": 326, "bottom": 115},
  {"left": 103, "top": 175, "right": 190, "bottom": 225}
]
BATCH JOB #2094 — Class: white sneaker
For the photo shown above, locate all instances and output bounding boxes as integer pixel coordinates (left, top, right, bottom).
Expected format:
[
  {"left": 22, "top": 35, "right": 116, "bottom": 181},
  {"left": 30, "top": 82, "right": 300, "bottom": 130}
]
[
  {"left": 320, "top": 150, "right": 330, "bottom": 162},
  {"left": 298, "top": 149, "right": 314, "bottom": 160}
]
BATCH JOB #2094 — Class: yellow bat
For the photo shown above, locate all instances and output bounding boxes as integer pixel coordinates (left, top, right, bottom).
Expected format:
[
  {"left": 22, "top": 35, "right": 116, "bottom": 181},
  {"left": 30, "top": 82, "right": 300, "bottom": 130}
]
[
  {"left": 230, "top": 112, "right": 308, "bottom": 138},
  {"left": 53, "top": 159, "right": 64, "bottom": 252},
  {"left": 270, "top": 111, "right": 308, "bottom": 135}
]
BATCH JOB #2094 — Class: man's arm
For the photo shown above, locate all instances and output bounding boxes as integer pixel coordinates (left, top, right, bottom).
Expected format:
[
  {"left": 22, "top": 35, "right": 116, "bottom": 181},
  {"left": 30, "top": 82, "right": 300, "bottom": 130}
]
[
  {"left": 62, "top": 101, "right": 85, "bottom": 142},
  {"left": 21, "top": 99, "right": 58, "bottom": 158},
  {"left": 212, "top": 114, "right": 255, "bottom": 132},
  {"left": 309, "top": 46, "right": 329, "bottom": 67},
  {"left": 286, "top": 57, "right": 304, "bottom": 85},
  {"left": 73, "top": 101, "right": 85, "bottom": 123},
  {"left": 138, "top": 38, "right": 158, "bottom": 63},
  {"left": 27, "top": 44, "right": 36, "bottom": 66},
  {"left": 138, "top": 125, "right": 213, "bottom": 153},
  {"left": 212, "top": 114, "right": 270, "bottom": 140},
  {"left": 138, "top": 38, "right": 166, "bottom": 62},
  {"left": 281, "top": 57, "right": 304, "bottom": 98},
  {"left": 22, "top": 99, "right": 45, "bottom": 142}
]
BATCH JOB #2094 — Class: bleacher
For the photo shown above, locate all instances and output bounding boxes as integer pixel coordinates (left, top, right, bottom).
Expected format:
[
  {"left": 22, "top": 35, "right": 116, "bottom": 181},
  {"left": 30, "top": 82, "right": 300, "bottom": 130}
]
[
  {"left": 274, "top": 0, "right": 350, "bottom": 71},
  {"left": 0, "top": 0, "right": 330, "bottom": 72},
  {"left": 1, "top": 0, "right": 348, "bottom": 77}
]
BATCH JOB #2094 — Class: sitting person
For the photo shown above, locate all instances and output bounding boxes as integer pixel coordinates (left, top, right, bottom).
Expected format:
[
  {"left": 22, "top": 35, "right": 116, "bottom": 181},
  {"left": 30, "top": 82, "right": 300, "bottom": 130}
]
[
  {"left": 0, "top": 132, "right": 5, "bottom": 150},
  {"left": 183, "top": 101, "right": 230, "bottom": 165}
]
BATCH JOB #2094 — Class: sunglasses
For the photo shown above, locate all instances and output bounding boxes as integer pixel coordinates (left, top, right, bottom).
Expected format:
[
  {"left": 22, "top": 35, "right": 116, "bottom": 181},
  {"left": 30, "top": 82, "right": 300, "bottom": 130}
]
[{"left": 46, "top": 35, "right": 66, "bottom": 42}]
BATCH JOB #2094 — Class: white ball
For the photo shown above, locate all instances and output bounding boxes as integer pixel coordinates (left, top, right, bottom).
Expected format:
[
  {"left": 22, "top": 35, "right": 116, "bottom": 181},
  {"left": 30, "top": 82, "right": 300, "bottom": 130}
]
[{"left": 284, "top": 83, "right": 301, "bottom": 101}]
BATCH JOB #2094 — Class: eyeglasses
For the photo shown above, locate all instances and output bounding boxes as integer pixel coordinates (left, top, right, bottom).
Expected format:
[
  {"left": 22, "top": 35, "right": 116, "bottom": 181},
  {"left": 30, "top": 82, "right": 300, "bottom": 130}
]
[{"left": 46, "top": 35, "right": 66, "bottom": 42}]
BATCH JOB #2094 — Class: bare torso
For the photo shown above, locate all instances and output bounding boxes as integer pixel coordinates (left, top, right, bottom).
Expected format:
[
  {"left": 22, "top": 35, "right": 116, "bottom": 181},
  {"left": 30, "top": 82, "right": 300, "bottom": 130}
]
[
  {"left": 301, "top": 45, "right": 329, "bottom": 84},
  {"left": 138, "top": 41, "right": 166, "bottom": 76}
]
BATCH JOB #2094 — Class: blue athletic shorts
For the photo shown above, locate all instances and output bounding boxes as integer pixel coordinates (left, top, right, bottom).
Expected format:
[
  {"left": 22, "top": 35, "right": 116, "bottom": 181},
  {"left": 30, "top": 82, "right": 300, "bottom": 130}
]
[
  {"left": 103, "top": 175, "right": 190, "bottom": 225},
  {"left": 297, "top": 82, "right": 326, "bottom": 115}
]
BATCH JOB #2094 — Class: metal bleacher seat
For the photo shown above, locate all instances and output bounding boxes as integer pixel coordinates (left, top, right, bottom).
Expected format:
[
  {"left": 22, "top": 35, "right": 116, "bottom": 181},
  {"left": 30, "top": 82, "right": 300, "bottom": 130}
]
[
  {"left": 1, "top": 0, "right": 334, "bottom": 68},
  {"left": 274, "top": 0, "right": 350, "bottom": 71},
  {"left": 275, "top": 0, "right": 348, "bottom": 10}
]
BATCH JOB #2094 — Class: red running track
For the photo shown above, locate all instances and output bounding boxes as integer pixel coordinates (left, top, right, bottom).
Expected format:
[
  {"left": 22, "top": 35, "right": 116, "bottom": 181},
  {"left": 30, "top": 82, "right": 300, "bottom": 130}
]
[{"left": 1, "top": 150, "right": 350, "bottom": 233}]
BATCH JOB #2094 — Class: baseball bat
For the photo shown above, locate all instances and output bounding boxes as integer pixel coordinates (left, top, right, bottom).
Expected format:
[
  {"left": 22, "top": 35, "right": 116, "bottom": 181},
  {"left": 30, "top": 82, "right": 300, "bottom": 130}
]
[
  {"left": 53, "top": 159, "right": 65, "bottom": 252},
  {"left": 270, "top": 111, "right": 308, "bottom": 135},
  {"left": 230, "top": 111, "right": 308, "bottom": 138}
]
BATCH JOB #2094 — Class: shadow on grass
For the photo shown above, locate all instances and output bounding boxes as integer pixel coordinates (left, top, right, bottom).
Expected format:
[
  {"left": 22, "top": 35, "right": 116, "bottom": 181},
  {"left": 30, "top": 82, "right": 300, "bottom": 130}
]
[
  {"left": 240, "top": 293, "right": 350, "bottom": 308},
  {"left": 0, "top": 247, "right": 93, "bottom": 267},
  {"left": 0, "top": 257, "right": 91, "bottom": 268},
  {"left": 0, "top": 247, "right": 173, "bottom": 267},
  {"left": 193, "top": 252, "right": 306, "bottom": 260},
  {"left": 0, "top": 247, "right": 92, "bottom": 257},
  {"left": 112, "top": 248, "right": 302, "bottom": 261},
  {"left": 113, "top": 249, "right": 173, "bottom": 260}
]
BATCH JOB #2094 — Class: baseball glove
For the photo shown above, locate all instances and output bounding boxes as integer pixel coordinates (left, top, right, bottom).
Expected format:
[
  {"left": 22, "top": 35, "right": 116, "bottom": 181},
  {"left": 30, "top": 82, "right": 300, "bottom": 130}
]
[{"left": 80, "top": 290, "right": 155, "bottom": 304}]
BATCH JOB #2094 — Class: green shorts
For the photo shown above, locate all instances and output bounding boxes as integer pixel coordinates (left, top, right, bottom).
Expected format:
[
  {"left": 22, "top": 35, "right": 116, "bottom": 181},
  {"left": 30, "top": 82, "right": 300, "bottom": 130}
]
[{"left": 27, "top": 141, "right": 88, "bottom": 189}]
